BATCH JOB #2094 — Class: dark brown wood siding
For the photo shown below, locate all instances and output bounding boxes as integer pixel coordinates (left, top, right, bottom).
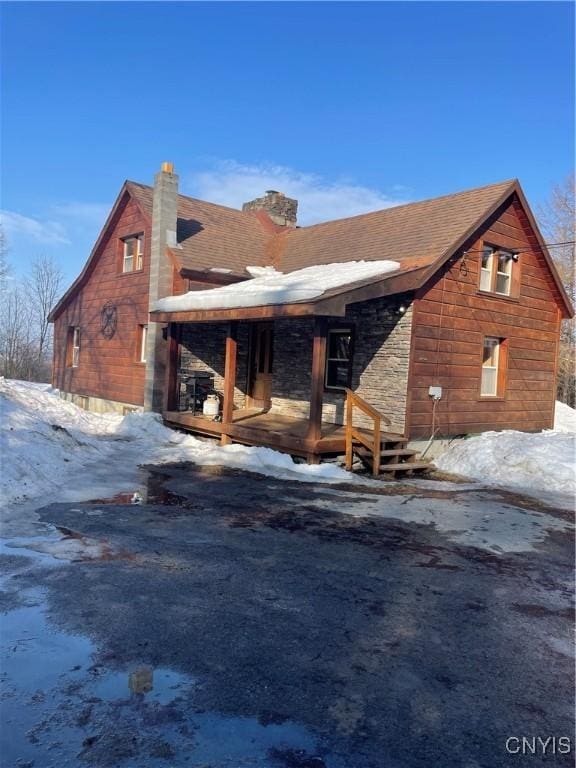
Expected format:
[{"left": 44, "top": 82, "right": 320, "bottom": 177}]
[
  {"left": 52, "top": 196, "right": 152, "bottom": 406},
  {"left": 406, "top": 195, "right": 563, "bottom": 439}
]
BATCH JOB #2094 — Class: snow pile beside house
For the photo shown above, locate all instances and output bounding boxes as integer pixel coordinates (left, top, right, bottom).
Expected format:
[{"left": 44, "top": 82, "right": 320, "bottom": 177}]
[
  {"left": 0, "top": 379, "right": 350, "bottom": 508},
  {"left": 553, "top": 400, "right": 576, "bottom": 433},
  {"left": 154, "top": 260, "right": 400, "bottom": 312},
  {"left": 434, "top": 426, "right": 575, "bottom": 498}
]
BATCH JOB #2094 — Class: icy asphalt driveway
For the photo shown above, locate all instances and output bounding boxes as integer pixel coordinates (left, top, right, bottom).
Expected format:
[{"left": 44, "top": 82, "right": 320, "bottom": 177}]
[{"left": 0, "top": 464, "right": 574, "bottom": 768}]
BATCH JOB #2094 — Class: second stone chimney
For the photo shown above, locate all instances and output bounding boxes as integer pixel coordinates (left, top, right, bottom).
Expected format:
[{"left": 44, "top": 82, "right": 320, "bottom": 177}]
[{"left": 242, "top": 190, "right": 298, "bottom": 227}]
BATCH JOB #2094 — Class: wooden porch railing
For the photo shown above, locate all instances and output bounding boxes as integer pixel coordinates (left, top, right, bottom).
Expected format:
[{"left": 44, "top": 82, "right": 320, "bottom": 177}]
[{"left": 345, "top": 388, "right": 391, "bottom": 477}]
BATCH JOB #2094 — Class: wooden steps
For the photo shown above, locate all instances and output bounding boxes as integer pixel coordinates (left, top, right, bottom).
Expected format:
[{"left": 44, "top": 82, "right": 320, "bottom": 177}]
[
  {"left": 354, "top": 444, "right": 431, "bottom": 477},
  {"left": 377, "top": 448, "right": 418, "bottom": 458},
  {"left": 344, "top": 388, "right": 431, "bottom": 478},
  {"left": 375, "top": 460, "right": 432, "bottom": 474}
]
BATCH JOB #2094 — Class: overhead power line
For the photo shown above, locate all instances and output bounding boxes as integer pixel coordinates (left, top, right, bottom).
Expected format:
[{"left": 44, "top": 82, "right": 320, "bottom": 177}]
[{"left": 462, "top": 240, "right": 575, "bottom": 257}]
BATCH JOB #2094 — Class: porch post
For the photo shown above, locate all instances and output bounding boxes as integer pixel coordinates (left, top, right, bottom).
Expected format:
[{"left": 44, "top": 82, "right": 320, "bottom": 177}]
[
  {"left": 162, "top": 323, "right": 180, "bottom": 413},
  {"left": 306, "top": 316, "right": 327, "bottom": 448},
  {"left": 221, "top": 321, "right": 238, "bottom": 446}
]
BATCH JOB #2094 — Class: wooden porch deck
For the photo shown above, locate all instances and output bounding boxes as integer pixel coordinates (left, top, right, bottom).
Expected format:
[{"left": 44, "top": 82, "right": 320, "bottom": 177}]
[{"left": 163, "top": 408, "right": 406, "bottom": 459}]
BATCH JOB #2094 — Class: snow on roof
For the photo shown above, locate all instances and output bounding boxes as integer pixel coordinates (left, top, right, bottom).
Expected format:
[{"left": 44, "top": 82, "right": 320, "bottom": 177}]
[{"left": 154, "top": 260, "right": 401, "bottom": 313}]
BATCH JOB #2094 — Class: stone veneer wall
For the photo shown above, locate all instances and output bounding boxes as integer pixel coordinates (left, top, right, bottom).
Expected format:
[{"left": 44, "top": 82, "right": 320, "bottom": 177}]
[
  {"left": 271, "top": 299, "right": 414, "bottom": 434},
  {"left": 177, "top": 300, "right": 413, "bottom": 433},
  {"left": 179, "top": 323, "right": 250, "bottom": 409}
]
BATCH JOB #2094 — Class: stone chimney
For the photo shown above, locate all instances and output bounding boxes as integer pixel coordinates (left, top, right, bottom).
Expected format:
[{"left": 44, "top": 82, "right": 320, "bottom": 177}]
[
  {"left": 144, "top": 162, "right": 179, "bottom": 412},
  {"left": 242, "top": 190, "right": 298, "bottom": 227}
]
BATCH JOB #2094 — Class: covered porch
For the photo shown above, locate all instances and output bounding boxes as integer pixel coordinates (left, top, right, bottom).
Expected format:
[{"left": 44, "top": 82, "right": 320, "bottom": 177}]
[
  {"left": 159, "top": 312, "right": 381, "bottom": 464},
  {"left": 150, "top": 271, "right": 426, "bottom": 474},
  {"left": 163, "top": 406, "right": 408, "bottom": 461}
]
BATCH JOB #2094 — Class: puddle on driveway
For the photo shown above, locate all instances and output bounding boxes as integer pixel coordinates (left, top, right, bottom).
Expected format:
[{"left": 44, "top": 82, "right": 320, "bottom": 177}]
[
  {"left": 88, "top": 470, "right": 187, "bottom": 507},
  {"left": 88, "top": 665, "right": 190, "bottom": 705},
  {"left": 0, "top": 566, "right": 341, "bottom": 768}
]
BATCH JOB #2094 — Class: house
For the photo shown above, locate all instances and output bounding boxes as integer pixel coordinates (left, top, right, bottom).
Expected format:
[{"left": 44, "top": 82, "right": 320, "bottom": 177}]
[{"left": 49, "top": 163, "right": 573, "bottom": 474}]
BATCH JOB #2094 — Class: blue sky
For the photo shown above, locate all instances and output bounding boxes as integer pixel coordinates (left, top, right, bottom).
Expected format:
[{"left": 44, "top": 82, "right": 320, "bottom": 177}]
[{"left": 1, "top": 1, "right": 574, "bottom": 282}]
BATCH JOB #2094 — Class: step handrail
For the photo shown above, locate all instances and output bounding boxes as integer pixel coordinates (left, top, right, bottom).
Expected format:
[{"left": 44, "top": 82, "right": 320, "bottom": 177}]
[{"left": 344, "top": 389, "right": 390, "bottom": 476}]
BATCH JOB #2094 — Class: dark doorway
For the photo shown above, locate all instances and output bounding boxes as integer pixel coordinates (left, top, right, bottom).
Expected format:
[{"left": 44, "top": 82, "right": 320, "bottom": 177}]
[{"left": 248, "top": 322, "right": 274, "bottom": 409}]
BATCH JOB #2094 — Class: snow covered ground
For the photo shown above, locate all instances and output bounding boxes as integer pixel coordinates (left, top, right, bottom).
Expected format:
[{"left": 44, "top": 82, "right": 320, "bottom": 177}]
[
  {"left": 0, "top": 379, "right": 351, "bottom": 510},
  {"left": 434, "top": 401, "right": 576, "bottom": 501},
  {"left": 1, "top": 379, "right": 574, "bottom": 513}
]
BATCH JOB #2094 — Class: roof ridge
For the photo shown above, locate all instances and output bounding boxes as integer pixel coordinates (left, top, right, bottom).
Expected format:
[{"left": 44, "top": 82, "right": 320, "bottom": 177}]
[
  {"left": 126, "top": 178, "right": 518, "bottom": 232},
  {"left": 286, "top": 178, "right": 518, "bottom": 234}
]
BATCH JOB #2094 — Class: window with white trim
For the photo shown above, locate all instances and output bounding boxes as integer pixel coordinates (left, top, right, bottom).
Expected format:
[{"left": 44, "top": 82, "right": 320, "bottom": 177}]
[
  {"left": 325, "top": 328, "right": 353, "bottom": 390},
  {"left": 122, "top": 234, "right": 144, "bottom": 273},
  {"left": 479, "top": 245, "right": 514, "bottom": 296},
  {"left": 495, "top": 250, "right": 513, "bottom": 295},
  {"left": 67, "top": 326, "right": 81, "bottom": 368},
  {"left": 480, "top": 247, "right": 493, "bottom": 291},
  {"left": 481, "top": 337, "right": 500, "bottom": 396}
]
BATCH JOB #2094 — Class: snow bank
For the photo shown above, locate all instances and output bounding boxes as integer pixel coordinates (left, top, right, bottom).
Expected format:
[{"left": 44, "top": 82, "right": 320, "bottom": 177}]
[
  {"left": 0, "top": 378, "right": 352, "bottom": 509},
  {"left": 154, "top": 260, "right": 400, "bottom": 313},
  {"left": 554, "top": 400, "right": 576, "bottom": 433},
  {"left": 434, "top": 429, "right": 576, "bottom": 499}
]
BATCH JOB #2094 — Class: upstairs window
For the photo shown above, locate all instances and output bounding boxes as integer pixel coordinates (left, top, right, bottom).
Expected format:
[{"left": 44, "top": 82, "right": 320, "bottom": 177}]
[
  {"left": 480, "top": 247, "right": 493, "bottom": 291},
  {"left": 481, "top": 336, "right": 508, "bottom": 397},
  {"left": 495, "top": 251, "right": 512, "bottom": 295},
  {"left": 67, "top": 327, "right": 81, "bottom": 368},
  {"left": 122, "top": 234, "right": 144, "bottom": 273},
  {"left": 325, "top": 328, "right": 353, "bottom": 390},
  {"left": 479, "top": 245, "right": 515, "bottom": 296}
]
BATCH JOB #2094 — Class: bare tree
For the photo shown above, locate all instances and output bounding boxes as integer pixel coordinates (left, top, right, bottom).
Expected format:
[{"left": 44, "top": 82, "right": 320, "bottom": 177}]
[
  {"left": 0, "top": 227, "right": 9, "bottom": 290},
  {"left": 25, "top": 255, "right": 64, "bottom": 362},
  {"left": 0, "top": 284, "right": 39, "bottom": 380},
  {"left": 537, "top": 173, "right": 575, "bottom": 406},
  {"left": 0, "top": 233, "right": 64, "bottom": 381}
]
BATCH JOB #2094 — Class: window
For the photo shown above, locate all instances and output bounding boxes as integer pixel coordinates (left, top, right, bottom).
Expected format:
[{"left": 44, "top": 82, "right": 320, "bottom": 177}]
[
  {"left": 480, "top": 247, "right": 493, "bottom": 291},
  {"left": 481, "top": 336, "right": 508, "bottom": 397},
  {"left": 495, "top": 251, "right": 512, "bottom": 295},
  {"left": 479, "top": 245, "right": 515, "bottom": 296},
  {"left": 138, "top": 324, "right": 148, "bottom": 363},
  {"left": 67, "top": 326, "right": 81, "bottom": 368},
  {"left": 122, "top": 234, "right": 144, "bottom": 273},
  {"left": 325, "top": 328, "right": 353, "bottom": 390}
]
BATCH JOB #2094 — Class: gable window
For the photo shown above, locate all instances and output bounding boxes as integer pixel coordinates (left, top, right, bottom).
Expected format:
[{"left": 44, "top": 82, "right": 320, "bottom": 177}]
[
  {"left": 325, "top": 328, "right": 353, "bottom": 390},
  {"left": 122, "top": 234, "right": 144, "bottom": 273},
  {"left": 480, "top": 247, "right": 493, "bottom": 291},
  {"left": 67, "top": 326, "right": 81, "bottom": 368},
  {"left": 479, "top": 245, "right": 515, "bottom": 296},
  {"left": 481, "top": 336, "right": 507, "bottom": 397},
  {"left": 138, "top": 324, "right": 148, "bottom": 363},
  {"left": 495, "top": 251, "right": 512, "bottom": 295}
]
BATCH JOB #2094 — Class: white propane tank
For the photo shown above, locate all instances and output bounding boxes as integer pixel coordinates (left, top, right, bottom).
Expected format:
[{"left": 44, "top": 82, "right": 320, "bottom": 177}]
[{"left": 203, "top": 394, "right": 219, "bottom": 418}]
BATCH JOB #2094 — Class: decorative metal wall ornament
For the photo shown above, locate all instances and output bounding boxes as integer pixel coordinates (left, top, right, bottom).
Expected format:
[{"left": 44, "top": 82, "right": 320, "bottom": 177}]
[{"left": 100, "top": 302, "right": 118, "bottom": 339}]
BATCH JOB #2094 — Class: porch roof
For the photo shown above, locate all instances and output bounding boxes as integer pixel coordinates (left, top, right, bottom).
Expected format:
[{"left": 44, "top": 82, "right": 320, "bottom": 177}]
[{"left": 149, "top": 262, "right": 428, "bottom": 323}]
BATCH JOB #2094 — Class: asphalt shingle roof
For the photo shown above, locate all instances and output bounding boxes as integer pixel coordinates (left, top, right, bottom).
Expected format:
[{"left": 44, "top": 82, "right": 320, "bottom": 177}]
[
  {"left": 128, "top": 178, "right": 517, "bottom": 279},
  {"left": 50, "top": 177, "right": 573, "bottom": 320},
  {"left": 127, "top": 182, "right": 269, "bottom": 275}
]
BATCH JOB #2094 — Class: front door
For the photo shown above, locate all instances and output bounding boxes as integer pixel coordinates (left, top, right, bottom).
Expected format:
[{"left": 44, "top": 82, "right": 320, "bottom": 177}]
[{"left": 248, "top": 322, "right": 274, "bottom": 409}]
